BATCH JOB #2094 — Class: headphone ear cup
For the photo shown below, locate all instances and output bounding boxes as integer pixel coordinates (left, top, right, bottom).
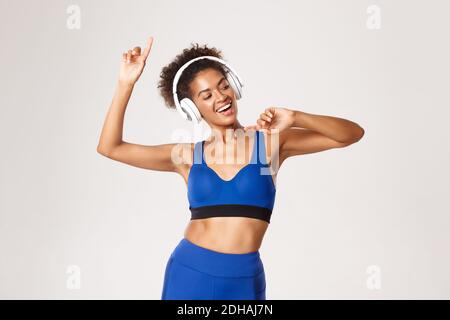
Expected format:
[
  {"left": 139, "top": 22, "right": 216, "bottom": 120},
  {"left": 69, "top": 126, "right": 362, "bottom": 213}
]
[
  {"left": 225, "top": 71, "right": 243, "bottom": 100},
  {"left": 180, "top": 98, "right": 202, "bottom": 123}
]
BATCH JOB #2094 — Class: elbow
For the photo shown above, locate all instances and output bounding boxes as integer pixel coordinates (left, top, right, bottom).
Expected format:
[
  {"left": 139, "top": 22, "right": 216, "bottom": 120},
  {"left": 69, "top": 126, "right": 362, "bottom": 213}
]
[
  {"left": 97, "top": 144, "right": 111, "bottom": 157},
  {"left": 348, "top": 126, "right": 365, "bottom": 144},
  {"left": 339, "top": 126, "right": 365, "bottom": 147},
  {"left": 355, "top": 126, "right": 365, "bottom": 142},
  {"left": 97, "top": 142, "right": 122, "bottom": 157}
]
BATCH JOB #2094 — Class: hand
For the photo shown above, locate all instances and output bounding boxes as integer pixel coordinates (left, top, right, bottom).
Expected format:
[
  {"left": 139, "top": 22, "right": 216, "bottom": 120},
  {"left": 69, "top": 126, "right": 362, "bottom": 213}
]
[
  {"left": 244, "top": 107, "right": 295, "bottom": 134},
  {"left": 118, "top": 36, "right": 154, "bottom": 86}
]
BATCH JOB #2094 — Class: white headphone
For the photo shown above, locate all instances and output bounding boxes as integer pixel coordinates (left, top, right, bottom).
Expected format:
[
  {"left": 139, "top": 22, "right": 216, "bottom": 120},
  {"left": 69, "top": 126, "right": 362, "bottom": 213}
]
[{"left": 172, "top": 56, "right": 244, "bottom": 123}]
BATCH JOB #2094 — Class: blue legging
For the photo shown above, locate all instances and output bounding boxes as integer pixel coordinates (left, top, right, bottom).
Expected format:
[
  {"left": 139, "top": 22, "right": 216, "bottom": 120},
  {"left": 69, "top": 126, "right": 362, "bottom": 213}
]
[{"left": 161, "top": 238, "right": 266, "bottom": 300}]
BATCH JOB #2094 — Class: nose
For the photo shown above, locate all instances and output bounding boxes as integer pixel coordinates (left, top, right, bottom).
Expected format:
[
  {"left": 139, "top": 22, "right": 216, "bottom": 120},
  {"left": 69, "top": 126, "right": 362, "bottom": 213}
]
[{"left": 214, "top": 89, "right": 229, "bottom": 103}]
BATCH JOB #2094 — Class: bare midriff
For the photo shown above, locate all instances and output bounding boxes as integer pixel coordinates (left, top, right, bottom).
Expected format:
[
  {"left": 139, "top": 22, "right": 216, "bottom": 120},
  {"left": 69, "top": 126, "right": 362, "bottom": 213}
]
[{"left": 183, "top": 217, "right": 269, "bottom": 254}]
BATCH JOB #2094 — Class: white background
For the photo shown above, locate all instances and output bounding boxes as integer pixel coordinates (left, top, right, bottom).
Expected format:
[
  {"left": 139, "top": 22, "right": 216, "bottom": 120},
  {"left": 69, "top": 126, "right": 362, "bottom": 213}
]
[{"left": 0, "top": 0, "right": 449, "bottom": 299}]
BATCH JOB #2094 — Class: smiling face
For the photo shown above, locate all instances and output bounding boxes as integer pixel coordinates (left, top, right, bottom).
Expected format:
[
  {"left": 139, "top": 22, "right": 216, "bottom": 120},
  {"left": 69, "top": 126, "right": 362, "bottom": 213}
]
[{"left": 189, "top": 68, "right": 238, "bottom": 125}]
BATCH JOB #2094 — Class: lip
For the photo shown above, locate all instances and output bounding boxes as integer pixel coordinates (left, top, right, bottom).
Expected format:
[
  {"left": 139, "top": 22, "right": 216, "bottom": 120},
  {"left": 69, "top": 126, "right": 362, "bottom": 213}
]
[
  {"left": 215, "top": 100, "right": 232, "bottom": 112},
  {"left": 217, "top": 103, "right": 235, "bottom": 116}
]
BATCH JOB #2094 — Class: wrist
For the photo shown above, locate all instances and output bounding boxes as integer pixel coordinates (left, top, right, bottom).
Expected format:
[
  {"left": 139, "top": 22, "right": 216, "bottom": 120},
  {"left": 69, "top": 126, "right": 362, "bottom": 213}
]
[
  {"left": 288, "top": 109, "right": 299, "bottom": 127},
  {"left": 117, "top": 80, "right": 135, "bottom": 90},
  {"left": 291, "top": 110, "right": 307, "bottom": 128}
]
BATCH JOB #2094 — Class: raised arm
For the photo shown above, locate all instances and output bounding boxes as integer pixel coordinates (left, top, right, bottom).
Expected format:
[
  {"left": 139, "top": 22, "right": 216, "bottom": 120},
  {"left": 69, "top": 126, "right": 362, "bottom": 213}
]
[{"left": 96, "top": 36, "right": 184, "bottom": 173}]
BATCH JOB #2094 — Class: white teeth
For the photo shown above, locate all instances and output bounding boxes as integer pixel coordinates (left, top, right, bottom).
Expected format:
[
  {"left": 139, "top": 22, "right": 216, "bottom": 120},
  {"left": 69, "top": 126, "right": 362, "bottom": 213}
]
[{"left": 217, "top": 103, "right": 231, "bottom": 113}]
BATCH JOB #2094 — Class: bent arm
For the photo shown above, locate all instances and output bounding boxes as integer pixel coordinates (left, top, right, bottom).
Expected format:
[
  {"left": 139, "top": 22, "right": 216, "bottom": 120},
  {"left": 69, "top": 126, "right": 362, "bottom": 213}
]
[
  {"left": 279, "top": 110, "right": 365, "bottom": 158},
  {"left": 96, "top": 81, "right": 181, "bottom": 172}
]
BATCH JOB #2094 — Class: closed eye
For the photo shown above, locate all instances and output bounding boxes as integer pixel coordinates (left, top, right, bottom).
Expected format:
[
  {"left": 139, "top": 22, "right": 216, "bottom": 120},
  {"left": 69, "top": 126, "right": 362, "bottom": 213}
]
[{"left": 204, "top": 85, "right": 230, "bottom": 100}]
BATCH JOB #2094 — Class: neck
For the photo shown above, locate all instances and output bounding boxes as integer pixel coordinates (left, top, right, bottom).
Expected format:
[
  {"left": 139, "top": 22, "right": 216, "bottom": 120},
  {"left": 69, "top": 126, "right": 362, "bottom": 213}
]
[{"left": 208, "top": 121, "right": 244, "bottom": 143}]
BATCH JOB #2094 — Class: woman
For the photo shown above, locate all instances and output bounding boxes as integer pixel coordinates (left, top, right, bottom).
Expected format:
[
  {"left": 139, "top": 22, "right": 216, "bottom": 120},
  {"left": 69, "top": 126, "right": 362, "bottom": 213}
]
[{"left": 97, "top": 36, "right": 365, "bottom": 300}]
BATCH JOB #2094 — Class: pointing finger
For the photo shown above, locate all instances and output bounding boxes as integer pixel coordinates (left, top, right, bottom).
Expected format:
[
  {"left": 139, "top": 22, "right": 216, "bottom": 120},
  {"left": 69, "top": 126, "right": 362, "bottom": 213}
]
[{"left": 141, "top": 36, "right": 154, "bottom": 61}]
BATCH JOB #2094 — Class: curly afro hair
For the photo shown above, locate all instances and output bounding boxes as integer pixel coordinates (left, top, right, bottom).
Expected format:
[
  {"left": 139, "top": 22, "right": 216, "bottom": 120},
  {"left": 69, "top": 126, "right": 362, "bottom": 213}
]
[{"left": 157, "top": 43, "right": 226, "bottom": 110}]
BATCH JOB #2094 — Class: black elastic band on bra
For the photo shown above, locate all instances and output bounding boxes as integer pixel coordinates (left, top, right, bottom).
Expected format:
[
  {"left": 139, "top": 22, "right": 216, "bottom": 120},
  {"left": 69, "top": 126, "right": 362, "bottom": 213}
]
[{"left": 190, "top": 204, "right": 272, "bottom": 223}]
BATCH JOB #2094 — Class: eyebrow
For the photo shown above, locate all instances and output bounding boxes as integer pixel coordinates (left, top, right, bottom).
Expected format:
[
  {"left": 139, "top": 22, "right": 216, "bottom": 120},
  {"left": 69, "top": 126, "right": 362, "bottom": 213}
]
[{"left": 197, "top": 77, "right": 226, "bottom": 97}]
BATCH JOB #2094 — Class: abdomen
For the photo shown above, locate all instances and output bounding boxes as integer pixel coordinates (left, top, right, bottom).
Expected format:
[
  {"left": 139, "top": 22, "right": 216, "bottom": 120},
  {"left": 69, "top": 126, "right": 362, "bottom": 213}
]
[{"left": 184, "top": 217, "right": 269, "bottom": 254}]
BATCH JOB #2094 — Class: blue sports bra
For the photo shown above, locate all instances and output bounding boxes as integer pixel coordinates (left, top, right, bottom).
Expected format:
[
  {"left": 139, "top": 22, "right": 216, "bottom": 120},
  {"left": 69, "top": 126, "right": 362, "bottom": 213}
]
[{"left": 187, "top": 130, "right": 276, "bottom": 223}]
